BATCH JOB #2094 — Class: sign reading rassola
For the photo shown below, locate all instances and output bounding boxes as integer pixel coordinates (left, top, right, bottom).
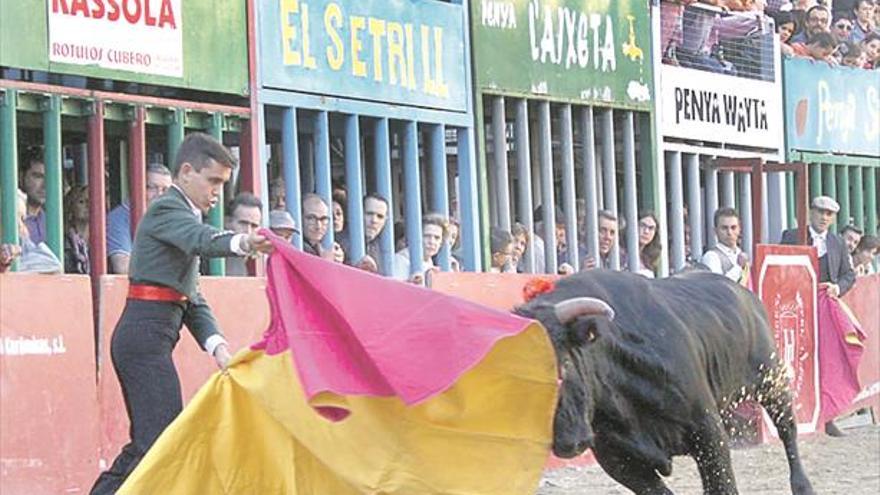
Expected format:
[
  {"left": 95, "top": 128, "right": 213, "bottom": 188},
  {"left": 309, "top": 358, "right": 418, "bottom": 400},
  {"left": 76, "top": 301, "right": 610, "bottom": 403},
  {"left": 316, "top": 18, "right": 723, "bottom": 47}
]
[
  {"left": 661, "top": 65, "right": 783, "bottom": 152},
  {"left": 473, "top": 0, "right": 652, "bottom": 108},
  {"left": 784, "top": 57, "right": 880, "bottom": 158},
  {"left": 259, "top": 0, "right": 468, "bottom": 112},
  {"left": 47, "top": 0, "right": 183, "bottom": 78}
]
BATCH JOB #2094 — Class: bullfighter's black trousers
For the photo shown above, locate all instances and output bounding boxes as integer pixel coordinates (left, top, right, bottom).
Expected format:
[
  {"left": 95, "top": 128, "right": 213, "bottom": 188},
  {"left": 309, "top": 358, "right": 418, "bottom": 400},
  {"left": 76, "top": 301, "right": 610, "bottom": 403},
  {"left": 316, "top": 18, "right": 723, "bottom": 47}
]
[{"left": 90, "top": 299, "right": 185, "bottom": 495}]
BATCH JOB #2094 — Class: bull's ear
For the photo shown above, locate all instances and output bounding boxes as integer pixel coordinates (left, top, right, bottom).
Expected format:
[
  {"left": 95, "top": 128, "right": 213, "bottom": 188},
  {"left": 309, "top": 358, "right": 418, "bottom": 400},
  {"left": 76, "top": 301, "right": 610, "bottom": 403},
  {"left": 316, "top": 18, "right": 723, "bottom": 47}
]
[{"left": 568, "top": 317, "right": 603, "bottom": 347}]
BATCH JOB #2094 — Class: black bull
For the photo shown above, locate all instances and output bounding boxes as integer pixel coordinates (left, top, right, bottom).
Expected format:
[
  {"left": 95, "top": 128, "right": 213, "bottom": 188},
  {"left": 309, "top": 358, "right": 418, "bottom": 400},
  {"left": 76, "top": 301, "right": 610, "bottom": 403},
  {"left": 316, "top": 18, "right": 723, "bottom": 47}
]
[{"left": 516, "top": 270, "right": 814, "bottom": 495}]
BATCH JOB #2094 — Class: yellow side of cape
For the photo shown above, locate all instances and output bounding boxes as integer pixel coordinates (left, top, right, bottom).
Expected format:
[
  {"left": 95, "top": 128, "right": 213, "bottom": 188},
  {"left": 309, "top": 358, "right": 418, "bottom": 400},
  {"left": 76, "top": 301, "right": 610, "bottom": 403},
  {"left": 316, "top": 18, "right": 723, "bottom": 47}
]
[{"left": 119, "top": 322, "right": 558, "bottom": 495}]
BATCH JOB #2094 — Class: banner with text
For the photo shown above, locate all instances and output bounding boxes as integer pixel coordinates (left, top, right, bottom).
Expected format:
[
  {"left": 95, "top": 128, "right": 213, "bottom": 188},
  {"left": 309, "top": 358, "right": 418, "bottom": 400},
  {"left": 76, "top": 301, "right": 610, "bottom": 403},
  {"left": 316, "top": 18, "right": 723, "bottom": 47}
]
[
  {"left": 259, "top": 0, "right": 468, "bottom": 112},
  {"left": 47, "top": 0, "right": 183, "bottom": 77},
  {"left": 472, "top": 0, "right": 652, "bottom": 109},
  {"left": 661, "top": 65, "right": 783, "bottom": 152},
  {"left": 784, "top": 57, "right": 880, "bottom": 158}
]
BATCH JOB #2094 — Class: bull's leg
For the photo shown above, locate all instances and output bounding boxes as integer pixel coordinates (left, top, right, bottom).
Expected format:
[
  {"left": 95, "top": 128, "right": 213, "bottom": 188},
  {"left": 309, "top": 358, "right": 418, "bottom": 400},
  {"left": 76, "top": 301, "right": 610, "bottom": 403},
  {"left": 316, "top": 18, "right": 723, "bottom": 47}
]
[
  {"left": 757, "top": 366, "right": 816, "bottom": 495},
  {"left": 690, "top": 413, "right": 738, "bottom": 495},
  {"left": 592, "top": 438, "right": 673, "bottom": 495}
]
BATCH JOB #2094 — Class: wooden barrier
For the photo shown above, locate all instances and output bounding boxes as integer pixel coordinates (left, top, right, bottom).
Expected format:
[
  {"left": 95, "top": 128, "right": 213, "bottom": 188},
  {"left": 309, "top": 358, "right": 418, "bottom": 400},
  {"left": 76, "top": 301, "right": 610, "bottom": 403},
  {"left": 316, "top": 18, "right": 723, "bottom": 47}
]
[
  {"left": 0, "top": 273, "right": 100, "bottom": 495},
  {"left": 96, "top": 275, "right": 271, "bottom": 471}
]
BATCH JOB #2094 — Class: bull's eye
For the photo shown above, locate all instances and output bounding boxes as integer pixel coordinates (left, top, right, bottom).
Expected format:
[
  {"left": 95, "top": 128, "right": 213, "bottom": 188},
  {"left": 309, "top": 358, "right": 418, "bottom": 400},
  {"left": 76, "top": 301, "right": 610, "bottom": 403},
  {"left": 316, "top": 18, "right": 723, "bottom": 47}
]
[{"left": 586, "top": 329, "right": 596, "bottom": 342}]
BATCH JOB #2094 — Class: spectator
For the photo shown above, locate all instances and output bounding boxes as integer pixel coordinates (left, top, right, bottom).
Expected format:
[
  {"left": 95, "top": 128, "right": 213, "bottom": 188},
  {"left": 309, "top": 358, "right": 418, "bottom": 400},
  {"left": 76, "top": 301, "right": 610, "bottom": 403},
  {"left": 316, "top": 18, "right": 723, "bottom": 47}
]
[
  {"left": 840, "top": 224, "right": 864, "bottom": 254},
  {"left": 701, "top": 208, "right": 750, "bottom": 284},
  {"left": 19, "top": 149, "right": 47, "bottom": 245},
  {"left": 332, "top": 191, "right": 345, "bottom": 233},
  {"left": 11, "top": 189, "right": 62, "bottom": 273},
  {"left": 512, "top": 222, "right": 530, "bottom": 272},
  {"left": 838, "top": 40, "right": 867, "bottom": 65},
  {"left": 791, "top": 31, "right": 839, "bottom": 61},
  {"left": 223, "top": 193, "right": 263, "bottom": 276},
  {"left": 301, "top": 193, "right": 332, "bottom": 259},
  {"left": 852, "top": 235, "right": 879, "bottom": 276},
  {"left": 860, "top": 31, "right": 880, "bottom": 67},
  {"left": 774, "top": 10, "right": 798, "bottom": 55},
  {"left": 63, "top": 184, "right": 90, "bottom": 274},
  {"left": 851, "top": 0, "right": 876, "bottom": 43},
  {"left": 532, "top": 204, "right": 575, "bottom": 274},
  {"left": 269, "top": 209, "right": 297, "bottom": 243},
  {"left": 269, "top": 177, "right": 286, "bottom": 210},
  {"left": 437, "top": 216, "right": 461, "bottom": 272},
  {"left": 107, "top": 164, "right": 172, "bottom": 274},
  {"left": 830, "top": 14, "right": 855, "bottom": 42},
  {"left": 580, "top": 210, "right": 621, "bottom": 270},
  {"left": 393, "top": 213, "right": 447, "bottom": 285},
  {"left": 489, "top": 227, "right": 515, "bottom": 273},
  {"left": 338, "top": 193, "right": 389, "bottom": 272},
  {"left": 780, "top": 196, "right": 855, "bottom": 299},
  {"left": 790, "top": 4, "right": 831, "bottom": 43},
  {"left": 637, "top": 211, "right": 662, "bottom": 277},
  {"left": 678, "top": 1, "right": 737, "bottom": 74}
]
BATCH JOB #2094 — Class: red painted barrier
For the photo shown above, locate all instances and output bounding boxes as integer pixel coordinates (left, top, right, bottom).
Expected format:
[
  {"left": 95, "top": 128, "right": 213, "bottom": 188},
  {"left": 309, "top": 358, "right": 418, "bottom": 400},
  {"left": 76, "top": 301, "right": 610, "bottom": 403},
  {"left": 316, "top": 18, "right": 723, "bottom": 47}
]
[
  {"left": 0, "top": 273, "right": 100, "bottom": 495},
  {"left": 96, "top": 275, "right": 270, "bottom": 472},
  {"left": 754, "top": 245, "right": 821, "bottom": 434}
]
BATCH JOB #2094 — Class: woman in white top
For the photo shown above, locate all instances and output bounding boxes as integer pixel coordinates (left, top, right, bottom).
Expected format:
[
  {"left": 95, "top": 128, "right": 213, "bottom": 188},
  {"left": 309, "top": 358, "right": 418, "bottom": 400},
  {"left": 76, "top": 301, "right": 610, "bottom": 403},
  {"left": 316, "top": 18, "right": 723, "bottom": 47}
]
[{"left": 393, "top": 213, "right": 448, "bottom": 285}]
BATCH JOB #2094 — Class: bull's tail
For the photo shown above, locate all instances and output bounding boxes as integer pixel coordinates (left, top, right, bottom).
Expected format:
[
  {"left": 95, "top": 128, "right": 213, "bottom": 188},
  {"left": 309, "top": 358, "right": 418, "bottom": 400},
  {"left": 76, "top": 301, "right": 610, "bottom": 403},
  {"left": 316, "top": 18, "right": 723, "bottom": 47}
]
[{"left": 756, "top": 360, "right": 815, "bottom": 495}]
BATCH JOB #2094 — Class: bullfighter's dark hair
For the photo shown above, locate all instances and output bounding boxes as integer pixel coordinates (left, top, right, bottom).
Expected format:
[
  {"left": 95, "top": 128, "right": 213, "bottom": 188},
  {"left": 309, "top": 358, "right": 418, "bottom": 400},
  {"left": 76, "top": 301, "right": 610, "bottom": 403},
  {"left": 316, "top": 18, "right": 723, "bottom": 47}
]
[{"left": 173, "top": 132, "right": 237, "bottom": 177}]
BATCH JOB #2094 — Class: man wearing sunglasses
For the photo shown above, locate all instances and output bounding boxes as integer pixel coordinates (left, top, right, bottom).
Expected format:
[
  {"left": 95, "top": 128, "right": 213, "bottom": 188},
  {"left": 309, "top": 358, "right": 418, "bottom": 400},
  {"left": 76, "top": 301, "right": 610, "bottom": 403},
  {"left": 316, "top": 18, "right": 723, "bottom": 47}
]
[{"left": 831, "top": 15, "right": 855, "bottom": 41}]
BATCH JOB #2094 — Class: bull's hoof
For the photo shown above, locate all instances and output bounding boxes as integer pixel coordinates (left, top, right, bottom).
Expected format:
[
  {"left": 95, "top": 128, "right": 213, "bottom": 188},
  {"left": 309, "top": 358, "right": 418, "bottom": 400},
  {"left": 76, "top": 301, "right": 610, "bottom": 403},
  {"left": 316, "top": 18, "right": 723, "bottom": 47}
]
[{"left": 824, "top": 421, "right": 846, "bottom": 437}]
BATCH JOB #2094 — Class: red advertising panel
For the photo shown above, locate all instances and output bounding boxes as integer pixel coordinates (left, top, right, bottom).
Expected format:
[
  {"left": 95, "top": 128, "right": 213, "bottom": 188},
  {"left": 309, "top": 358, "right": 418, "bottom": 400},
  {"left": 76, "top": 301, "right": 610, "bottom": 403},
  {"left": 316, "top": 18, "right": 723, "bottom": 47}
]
[
  {"left": 0, "top": 273, "right": 100, "bottom": 495},
  {"left": 754, "top": 245, "right": 820, "bottom": 434}
]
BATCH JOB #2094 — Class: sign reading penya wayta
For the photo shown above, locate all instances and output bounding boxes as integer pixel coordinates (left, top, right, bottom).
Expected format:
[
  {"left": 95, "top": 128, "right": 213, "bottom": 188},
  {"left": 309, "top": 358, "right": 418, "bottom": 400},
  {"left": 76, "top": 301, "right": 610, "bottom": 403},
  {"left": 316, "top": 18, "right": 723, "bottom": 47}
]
[
  {"left": 474, "top": 0, "right": 652, "bottom": 108},
  {"left": 260, "top": 0, "right": 468, "bottom": 112},
  {"left": 48, "top": 0, "right": 183, "bottom": 78},
  {"left": 661, "top": 65, "right": 783, "bottom": 153}
]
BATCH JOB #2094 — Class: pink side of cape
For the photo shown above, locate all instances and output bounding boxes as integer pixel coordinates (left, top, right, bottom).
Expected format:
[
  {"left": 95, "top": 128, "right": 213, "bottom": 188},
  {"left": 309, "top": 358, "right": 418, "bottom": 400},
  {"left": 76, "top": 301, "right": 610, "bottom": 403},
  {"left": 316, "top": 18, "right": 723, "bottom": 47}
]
[
  {"left": 817, "top": 290, "right": 867, "bottom": 424},
  {"left": 251, "top": 231, "right": 536, "bottom": 406}
]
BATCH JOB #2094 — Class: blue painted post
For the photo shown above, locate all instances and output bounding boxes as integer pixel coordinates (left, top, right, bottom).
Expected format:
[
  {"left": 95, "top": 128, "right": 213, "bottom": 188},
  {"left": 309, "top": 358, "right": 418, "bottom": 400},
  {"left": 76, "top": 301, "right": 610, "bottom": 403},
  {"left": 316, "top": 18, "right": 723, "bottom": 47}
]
[
  {"left": 492, "top": 96, "right": 511, "bottom": 231},
  {"left": 559, "top": 104, "right": 578, "bottom": 272},
  {"left": 281, "top": 107, "right": 303, "bottom": 249},
  {"left": 704, "top": 167, "right": 718, "bottom": 248},
  {"left": 721, "top": 171, "right": 735, "bottom": 208},
  {"left": 403, "top": 121, "right": 424, "bottom": 277},
  {"left": 579, "top": 106, "right": 600, "bottom": 266},
  {"left": 314, "top": 111, "right": 334, "bottom": 250},
  {"left": 515, "top": 99, "right": 535, "bottom": 272},
  {"left": 430, "top": 123, "right": 450, "bottom": 270},
  {"left": 740, "top": 173, "right": 754, "bottom": 259},
  {"left": 686, "top": 153, "right": 704, "bottom": 257},
  {"left": 601, "top": 109, "right": 619, "bottom": 270},
  {"left": 345, "top": 114, "right": 366, "bottom": 262},
  {"left": 622, "top": 111, "right": 639, "bottom": 273},
  {"left": 668, "top": 151, "right": 685, "bottom": 271},
  {"left": 374, "top": 118, "right": 395, "bottom": 276},
  {"left": 538, "top": 101, "right": 557, "bottom": 273},
  {"left": 457, "top": 127, "right": 481, "bottom": 271}
]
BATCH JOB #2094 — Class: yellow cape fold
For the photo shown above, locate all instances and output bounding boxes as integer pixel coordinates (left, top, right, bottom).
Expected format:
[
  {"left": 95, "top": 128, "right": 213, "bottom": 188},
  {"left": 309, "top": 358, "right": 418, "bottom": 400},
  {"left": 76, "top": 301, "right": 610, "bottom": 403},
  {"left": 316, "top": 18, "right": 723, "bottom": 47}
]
[{"left": 119, "top": 322, "right": 557, "bottom": 494}]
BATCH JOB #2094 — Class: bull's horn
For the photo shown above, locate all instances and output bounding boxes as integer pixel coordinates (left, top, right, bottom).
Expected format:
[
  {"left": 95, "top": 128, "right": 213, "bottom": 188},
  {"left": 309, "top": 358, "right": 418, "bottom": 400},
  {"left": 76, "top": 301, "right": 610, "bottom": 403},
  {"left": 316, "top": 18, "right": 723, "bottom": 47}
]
[{"left": 554, "top": 297, "right": 615, "bottom": 324}]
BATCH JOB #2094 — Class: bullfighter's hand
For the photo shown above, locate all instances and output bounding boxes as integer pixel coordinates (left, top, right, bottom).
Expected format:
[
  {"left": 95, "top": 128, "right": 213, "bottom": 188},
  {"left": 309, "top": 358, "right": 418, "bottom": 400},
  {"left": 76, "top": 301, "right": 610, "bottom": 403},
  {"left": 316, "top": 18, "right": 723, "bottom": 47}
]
[
  {"left": 244, "top": 233, "right": 275, "bottom": 255},
  {"left": 213, "top": 343, "right": 232, "bottom": 371}
]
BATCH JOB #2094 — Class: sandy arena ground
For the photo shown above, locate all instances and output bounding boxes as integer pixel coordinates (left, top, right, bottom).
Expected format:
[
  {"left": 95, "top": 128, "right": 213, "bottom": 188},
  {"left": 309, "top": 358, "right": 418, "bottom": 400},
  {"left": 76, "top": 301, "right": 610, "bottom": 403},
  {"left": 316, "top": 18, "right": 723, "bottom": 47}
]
[{"left": 537, "top": 425, "right": 880, "bottom": 495}]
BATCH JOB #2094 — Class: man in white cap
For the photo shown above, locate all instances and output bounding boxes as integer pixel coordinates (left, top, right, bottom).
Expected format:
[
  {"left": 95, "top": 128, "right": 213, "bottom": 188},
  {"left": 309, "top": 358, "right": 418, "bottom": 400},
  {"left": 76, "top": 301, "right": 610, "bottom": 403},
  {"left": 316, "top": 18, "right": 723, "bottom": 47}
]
[
  {"left": 269, "top": 209, "right": 297, "bottom": 242},
  {"left": 781, "top": 196, "right": 856, "bottom": 300},
  {"left": 780, "top": 195, "right": 856, "bottom": 438}
]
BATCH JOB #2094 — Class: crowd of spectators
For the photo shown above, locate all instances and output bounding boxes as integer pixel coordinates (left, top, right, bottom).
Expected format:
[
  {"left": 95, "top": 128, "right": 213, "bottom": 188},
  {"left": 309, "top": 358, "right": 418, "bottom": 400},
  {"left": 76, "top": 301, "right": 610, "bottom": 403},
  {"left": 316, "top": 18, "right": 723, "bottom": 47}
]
[
  {"left": 775, "top": 1, "right": 880, "bottom": 68},
  {"left": 662, "top": 0, "right": 880, "bottom": 78}
]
